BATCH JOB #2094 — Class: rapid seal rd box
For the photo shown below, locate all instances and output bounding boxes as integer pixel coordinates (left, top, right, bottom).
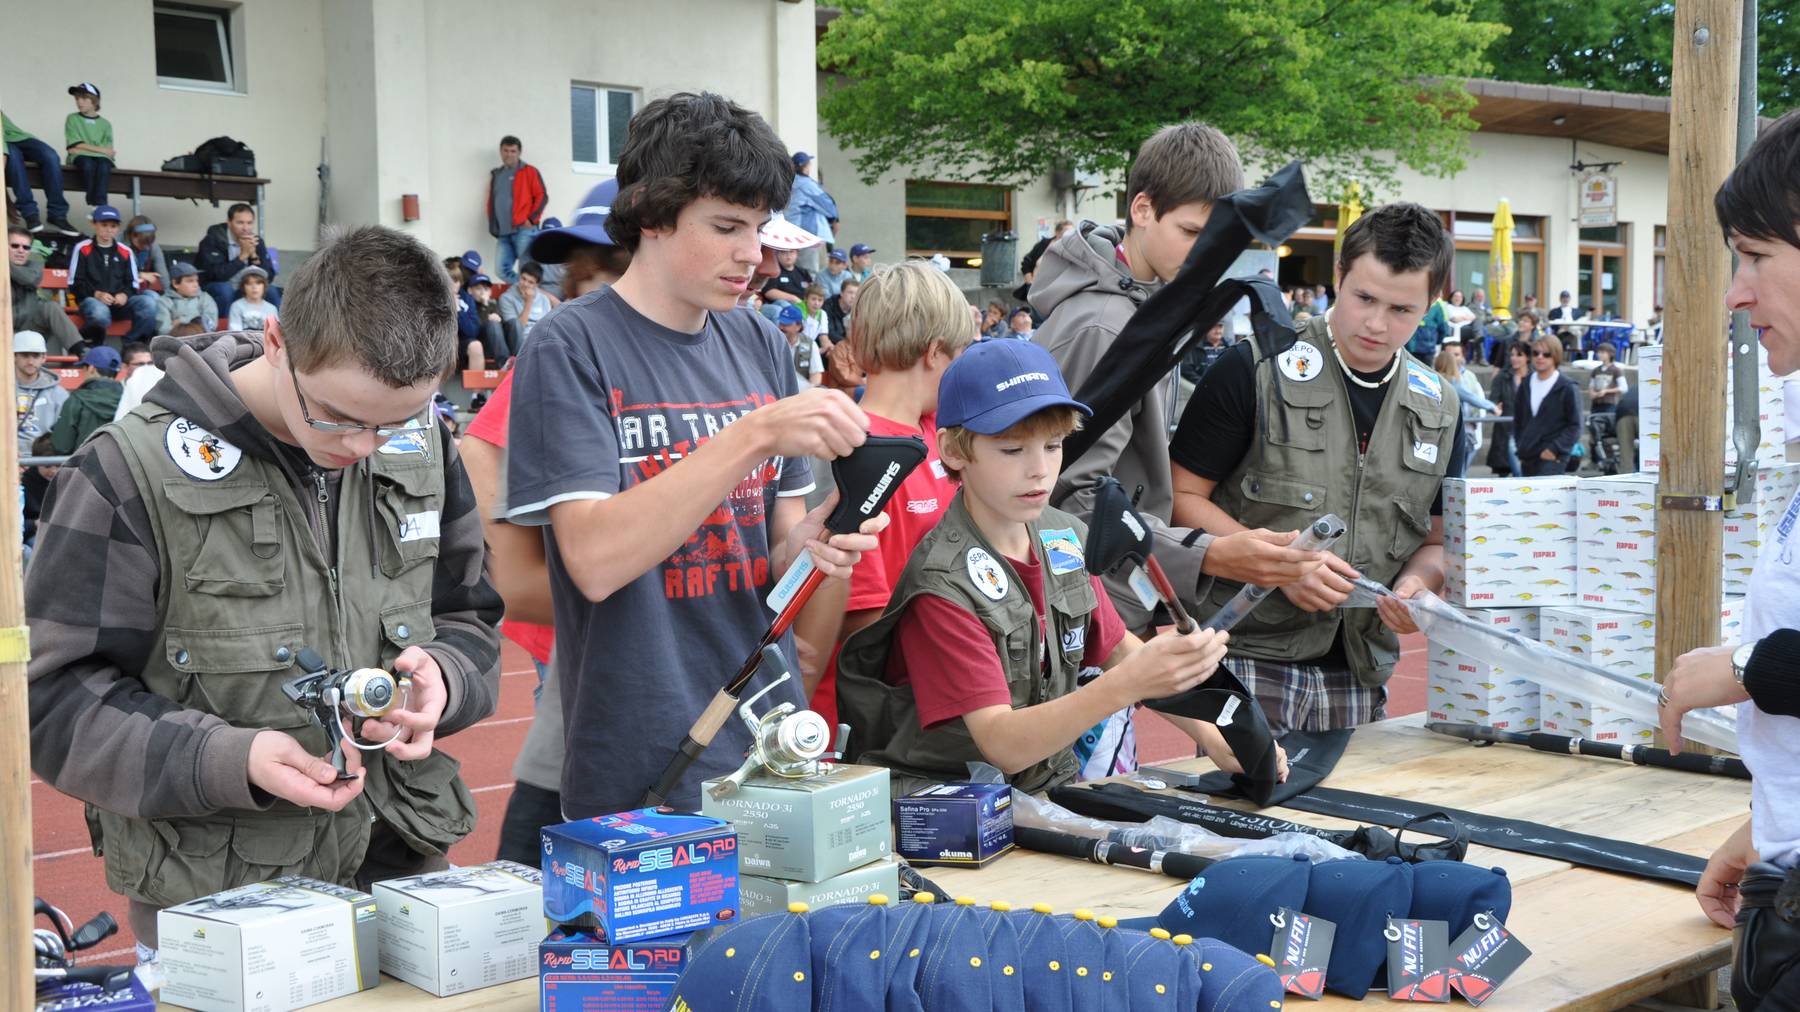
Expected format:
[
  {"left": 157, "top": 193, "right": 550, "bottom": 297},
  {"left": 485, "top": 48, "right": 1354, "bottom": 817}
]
[
  {"left": 542, "top": 809, "right": 739, "bottom": 943},
  {"left": 701, "top": 762, "right": 891, "bottom": 882},
  {"left": 372, "top": 860, "right": 542, "bottom": 997},
  {"left": 157, "top": 876, "right": 378, "bottom": 1012}
]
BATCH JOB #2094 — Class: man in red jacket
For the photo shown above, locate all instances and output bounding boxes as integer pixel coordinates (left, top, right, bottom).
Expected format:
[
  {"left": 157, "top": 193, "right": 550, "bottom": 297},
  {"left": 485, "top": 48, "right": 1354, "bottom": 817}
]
[{"left": 487, "top": 135, "right": 548, "bottom": 283}]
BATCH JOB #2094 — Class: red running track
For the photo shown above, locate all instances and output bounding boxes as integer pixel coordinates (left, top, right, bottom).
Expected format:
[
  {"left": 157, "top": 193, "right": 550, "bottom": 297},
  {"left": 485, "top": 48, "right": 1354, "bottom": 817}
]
[{"left": 39, "top": 635, "right": 1428, "bottom": 964}]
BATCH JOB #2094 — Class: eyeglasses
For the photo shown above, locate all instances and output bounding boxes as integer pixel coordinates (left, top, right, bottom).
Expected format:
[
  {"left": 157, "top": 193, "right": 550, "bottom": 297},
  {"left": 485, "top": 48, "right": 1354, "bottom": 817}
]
[
  {"left": 1531, "top": 350, "right": 1554, "bottom": 359},
  {"left": 8, "top": 242, "right": 31, "bottom": 251},
  {"left": 287, "top": 357, "right": 431, "bottom": 438}
]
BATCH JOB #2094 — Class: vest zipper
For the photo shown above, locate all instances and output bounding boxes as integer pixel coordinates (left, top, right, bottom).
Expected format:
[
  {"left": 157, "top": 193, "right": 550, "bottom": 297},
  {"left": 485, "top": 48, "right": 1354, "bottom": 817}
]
[{"left": 310, "top": 470, "right": 345, "bottom": 654}]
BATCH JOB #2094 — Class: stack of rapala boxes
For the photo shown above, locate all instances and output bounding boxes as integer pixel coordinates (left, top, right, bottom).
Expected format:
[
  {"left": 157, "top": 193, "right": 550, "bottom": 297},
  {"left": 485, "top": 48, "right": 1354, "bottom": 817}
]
[
  {"left": 538, "top": 809, "right": 740, "bottom": 1011},
  {"left": 1442, "top": 477, "right": 1579, "bottom": 608},
  {"left": 701, "top": 764, "right": 898, "bottom": 917},
  {"left": 1639, "top": 343, "right": 1789, "bottom": 473},
  {"left": 1536, "top": 600, "right": 1744, "bottom": 743},
  {"left": 1425, "top": 608, "right": 1541, "bottom": 731}
]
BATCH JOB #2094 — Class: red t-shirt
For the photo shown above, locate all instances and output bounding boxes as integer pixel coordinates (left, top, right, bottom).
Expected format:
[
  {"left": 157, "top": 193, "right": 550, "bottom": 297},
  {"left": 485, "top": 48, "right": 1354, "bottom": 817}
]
[
  {"left": 885, "top": 551, "right": 1126, "bottom": 729},
  {"left": 808, "top": 412, "right": 959, "bottom": 727},
  {"left": 463, "top": 371, "right": 557, "bottom": 666}
]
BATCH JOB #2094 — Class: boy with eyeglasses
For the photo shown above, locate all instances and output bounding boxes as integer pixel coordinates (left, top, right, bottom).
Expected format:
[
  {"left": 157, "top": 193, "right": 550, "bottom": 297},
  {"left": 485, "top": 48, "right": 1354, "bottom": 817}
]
[{"left": 26, "top": 225, "right": 502, "bottom": 983}]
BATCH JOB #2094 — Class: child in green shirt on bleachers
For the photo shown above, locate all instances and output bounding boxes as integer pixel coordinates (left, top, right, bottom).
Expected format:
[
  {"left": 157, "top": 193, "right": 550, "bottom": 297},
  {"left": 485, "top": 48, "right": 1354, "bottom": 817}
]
[{"left": 64, "top": 83, "right": 114, "bottom": 209}]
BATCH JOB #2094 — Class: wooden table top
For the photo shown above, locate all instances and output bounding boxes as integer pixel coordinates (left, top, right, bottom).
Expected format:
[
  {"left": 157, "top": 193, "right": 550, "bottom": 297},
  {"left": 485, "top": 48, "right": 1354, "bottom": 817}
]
[{"left": 163, "top": 714, "right": 1748, "bottom": 1010}]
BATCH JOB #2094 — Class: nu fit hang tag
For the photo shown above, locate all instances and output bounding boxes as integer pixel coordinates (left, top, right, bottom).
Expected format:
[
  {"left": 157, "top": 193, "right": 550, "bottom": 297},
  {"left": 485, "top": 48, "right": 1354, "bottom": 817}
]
[
  {"left": 1447, "top": 911, "right": 1532, "bottom": 1006},
  {"left": 1270, "top": 906, "right": 1335, "bottom": 1000},
  {"left": 1385, "top": 917, "right": 1453, "bottom": 1002}
]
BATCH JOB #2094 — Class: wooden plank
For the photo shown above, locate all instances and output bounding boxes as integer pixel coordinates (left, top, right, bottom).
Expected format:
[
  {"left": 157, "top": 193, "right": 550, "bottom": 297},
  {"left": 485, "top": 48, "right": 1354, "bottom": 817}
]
[{"left": 25, "top": 163, "right": 268, "bottom": 203}]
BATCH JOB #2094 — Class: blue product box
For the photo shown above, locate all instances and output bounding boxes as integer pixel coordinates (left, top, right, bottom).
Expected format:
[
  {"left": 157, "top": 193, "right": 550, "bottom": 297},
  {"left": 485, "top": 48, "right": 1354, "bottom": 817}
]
[
  {"left": 35, "top": 974, "right": 156, "bottom": 1012},
  {"left": 539, "top": 926, "right": 702, "bottom": 1012},
  {"left": 541, "top": 808, "right": 739, "bottom": 942},
  {"left": 894, "top": 784, "right": 1015, "bottom": 868}
]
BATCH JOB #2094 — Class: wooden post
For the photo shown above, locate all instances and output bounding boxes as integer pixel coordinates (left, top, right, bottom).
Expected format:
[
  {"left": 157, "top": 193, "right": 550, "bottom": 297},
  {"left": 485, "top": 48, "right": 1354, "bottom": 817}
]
[
  {"left": 0, "top": 141, "right": 37, "bottom": 1008},
  {"left": 1655, "top": 1, "right": 1743, "bottom": 711}
]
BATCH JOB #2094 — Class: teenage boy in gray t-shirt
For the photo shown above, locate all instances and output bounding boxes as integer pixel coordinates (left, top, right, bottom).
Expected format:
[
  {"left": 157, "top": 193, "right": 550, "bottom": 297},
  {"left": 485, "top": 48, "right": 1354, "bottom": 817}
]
[{"left": 506, "top": 93, "right": 884, "bottom": 817}]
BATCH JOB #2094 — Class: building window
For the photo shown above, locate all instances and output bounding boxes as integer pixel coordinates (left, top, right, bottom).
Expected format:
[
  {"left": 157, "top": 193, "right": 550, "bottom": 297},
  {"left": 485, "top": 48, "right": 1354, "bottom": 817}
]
[
  {"left": 1447, "top": 213, "right": 1544, "bottom": 309},
  {"left": 154, "top": 4, "right": 235, "bottom": 91},
  {"left": 1578, "top": 224, "right": 1630, "bottom": 319},
  {"left": 572, "top": 84, "right": 637, "bottom": 174},
  {"left": 905, "top": 180, "right": 1012, "bottom": 265}
]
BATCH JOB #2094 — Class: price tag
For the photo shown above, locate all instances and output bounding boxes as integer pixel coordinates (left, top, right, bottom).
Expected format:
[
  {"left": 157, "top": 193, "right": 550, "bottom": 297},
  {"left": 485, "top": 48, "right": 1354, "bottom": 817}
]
[
  {"left": 1128, "top": 568, "right": 1159, "bottom": 609},
  {"left": 1385, "top": 917, "right": 1452, "bottom": 1002},
  {"left": 1270, "top": 907, "right": 1335, "bottom": 1000},
  {"left": 1448, "top": 912, "right": 1532, "bottom": 1007}
]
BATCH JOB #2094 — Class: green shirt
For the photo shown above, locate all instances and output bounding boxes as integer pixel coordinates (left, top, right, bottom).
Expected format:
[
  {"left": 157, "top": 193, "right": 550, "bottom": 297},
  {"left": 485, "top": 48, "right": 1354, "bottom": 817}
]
[
  {"left": 64, "top": 112, "right": 113, "bottom": 162},
  {"left": 2, "top": 111, "right": 33, "bottom": 144}
]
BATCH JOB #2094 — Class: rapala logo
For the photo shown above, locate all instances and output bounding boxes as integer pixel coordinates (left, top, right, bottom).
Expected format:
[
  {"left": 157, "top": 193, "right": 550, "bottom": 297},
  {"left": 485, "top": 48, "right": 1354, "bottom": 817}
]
[
  {"left": 861, "top": 462, "right": 902, "bottom": 515},
  {"left": 1598, "top": 499, "right": 1621, "bottom": 507},
  {"left": 1583, "top": 594, "right": 1605, "bottom": 602},
  {"left": 1471, "top": 486, "right": 1494, "bottom": 494},
  {"left": 1617, "top": 542, "right": 1639, "bottom": 550},
  {"left": 1471, "top": 593, "right": 1495, "bottom": 600},
  {"left": 1532, "top": 551, "right": 1555, "bottom": 558},
  {"left": 1458, "top": 664, "right": 1477, "bottom": 673},
  {"left": 1597, "top": 622, "right": 1618, "bottom": 631}
]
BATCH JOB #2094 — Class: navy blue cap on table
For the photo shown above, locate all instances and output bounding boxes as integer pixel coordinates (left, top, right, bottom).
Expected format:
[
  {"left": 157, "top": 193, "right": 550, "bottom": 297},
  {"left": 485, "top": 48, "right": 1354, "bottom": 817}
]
[
  {"left": 1305, "top": 856, "right": 1414, "bottom": 999},
  {"left": 68, "top": 82, "right": 100, "bottom": 99},
  {"left": 458, "top": 249, "right": 482, "bottom": 274},
  {"left": 528, "top": 179, "right": 618, "bottom": 264},
  {"left": 1409, "top": 860, "right": 1511, "bottom": 939},
  {"left": 1149, "top": 854, "right": 1310, "bottom": 960},
  {"left": 850, "top": 242, "right": 877, "bottom": 257},
  {"left": 90, "top": 205, "right": 121, "bottom": 223},
  {"left": 936, "top": 338, "right": 1090, "bottom": 434}
]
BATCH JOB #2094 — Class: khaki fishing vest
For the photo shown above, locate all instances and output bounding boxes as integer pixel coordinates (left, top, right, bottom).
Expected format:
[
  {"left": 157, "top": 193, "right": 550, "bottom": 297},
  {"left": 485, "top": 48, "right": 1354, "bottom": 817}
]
[
  {"left": 1200, "top": 314, "right": 1459, "bottom": 686},
  {"left": 837, "top": 494, "right": 1098, "bottom": 798},
  {"left": 88, "top": 404, "right": 476, "bottom": 908}
]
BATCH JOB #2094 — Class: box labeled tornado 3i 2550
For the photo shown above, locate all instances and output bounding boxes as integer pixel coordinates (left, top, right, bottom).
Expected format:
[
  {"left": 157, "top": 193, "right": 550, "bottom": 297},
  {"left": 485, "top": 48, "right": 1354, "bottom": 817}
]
[
  {"left": 701, "top": 763, "right": 891, "bottom": 882},
  {"left": 541, "top": 809, "right": 739, "bottom": 942},
  {"left": 372, "top": 860, "right": 543, "bottom": 997}
]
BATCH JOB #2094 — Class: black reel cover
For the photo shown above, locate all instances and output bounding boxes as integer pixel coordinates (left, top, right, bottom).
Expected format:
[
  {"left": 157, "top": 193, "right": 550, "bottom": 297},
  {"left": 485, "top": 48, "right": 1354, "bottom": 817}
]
[
  {"left": 824, "top": 434, "right": 928, "bottom": 536},
  {"left": 1085, "top": 475, "right": 1154, "bottom": 576}
]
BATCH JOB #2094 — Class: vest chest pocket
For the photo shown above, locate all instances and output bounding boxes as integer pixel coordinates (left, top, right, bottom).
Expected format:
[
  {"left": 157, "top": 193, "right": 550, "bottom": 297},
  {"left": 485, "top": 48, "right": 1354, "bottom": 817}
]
[
  {"left": 1268, "top": 373, "right": 1335, "bottom": 452},
  {"left": 373, "top": 466, "right": 442, "bottom": 578},
  {"left": 1398, "top": 400, "right": 1455, "bottom": 476},
  {"left": 379, "top": 600, "right": 436, "bottom": 668},
  {"left": 163, "top": 480, "right": 285, "bottom": 597},
  {"left": 1387, "top": 499, "right": 1433, "bottom": 562},
  {"left": 165, "top": 622, "right": 309, "bottom": 730}
]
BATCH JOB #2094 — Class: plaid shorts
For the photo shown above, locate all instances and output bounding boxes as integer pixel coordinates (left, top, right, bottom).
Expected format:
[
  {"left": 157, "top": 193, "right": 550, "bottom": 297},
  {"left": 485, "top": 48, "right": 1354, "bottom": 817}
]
[{"left": 1222, "top": 655, "right": 1387, "bottom": 735}]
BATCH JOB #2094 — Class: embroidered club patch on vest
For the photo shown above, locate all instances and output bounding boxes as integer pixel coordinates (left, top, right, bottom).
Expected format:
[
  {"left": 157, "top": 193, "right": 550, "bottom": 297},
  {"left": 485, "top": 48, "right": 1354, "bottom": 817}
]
[
  {"left": 966, "top": 547, "right": 1009, "bottom": 601},
  {"left": 1278, "top": 340, "right": 1324, "bottom": 383},
  {"left": 164, "top": 417, "right": 243, "bottom": 480},
  {"left": 378, "top": 428, "right": 432, "bottom": 457},
  {"left": 1404, "top": 359, "right": 1443, "bottom": 401},
  {"left": 1038, "top": 527, "right": 1085, "bottom": 574}
]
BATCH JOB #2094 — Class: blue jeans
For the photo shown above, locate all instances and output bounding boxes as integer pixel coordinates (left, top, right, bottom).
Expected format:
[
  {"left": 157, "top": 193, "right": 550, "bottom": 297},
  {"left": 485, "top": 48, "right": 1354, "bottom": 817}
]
[
  {"left": 79, "top": 293, "right": 160, "bottom": 341},
  {"left": 206, "top": 281, "right": 283, "bottom": 318},
  {"left": 496, "top": 228, "right": 537, "bottom": 283},
  {"left": 72, "top": 155, "right": 111, "bottom": 207},
  {"left": 5, "top": 138, "right": 68, "bottom": 222}
]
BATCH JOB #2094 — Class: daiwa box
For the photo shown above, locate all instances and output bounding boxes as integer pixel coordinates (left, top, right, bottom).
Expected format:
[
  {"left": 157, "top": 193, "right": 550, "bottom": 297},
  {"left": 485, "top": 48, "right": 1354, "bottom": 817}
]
[
  {"left": 1442, "top": 477, "right": 1578, "bottom": 608},
  {"left": 1425, "top": 607, "right": 1541, "bottom": 730},
  {"left": 738, "top": 854, "right": 901, "bottom": 917},
  {"left": 538, "top": 926, "right": 700, "bottom": 1012},
  {"left": 541, "top": 809, "right": 738, "bottom": 943},
  {"left": 894, "top": 784, "right": 1014, "bottom": 869},
  {"left": 372, "top": 860, "right": 542, "bottom": 997},
  {"left": 701, "top": 763, "right": 891, "bottom": 882},
  {"left": 157, "top": 876, "right": 378, "bottom": 1012}
]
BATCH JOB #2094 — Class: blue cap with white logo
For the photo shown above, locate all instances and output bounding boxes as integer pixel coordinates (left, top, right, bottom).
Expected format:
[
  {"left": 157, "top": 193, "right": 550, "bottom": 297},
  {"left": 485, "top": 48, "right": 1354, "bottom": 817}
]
[
  {"left": 777, "top": 304, "right": 804, "bottom": 326},
  {"left": 529, "top": 179, "right": 619, "bottom": 264},
  {"left": 936, "top": 339, "right": 1089, "bottom": 435}
]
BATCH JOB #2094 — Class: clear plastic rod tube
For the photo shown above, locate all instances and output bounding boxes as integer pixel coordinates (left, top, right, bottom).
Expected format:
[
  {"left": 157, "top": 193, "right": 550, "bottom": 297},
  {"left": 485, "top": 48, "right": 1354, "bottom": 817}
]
[{"left": 1202, "top": 513, "right": 1348, "bottom": 632}]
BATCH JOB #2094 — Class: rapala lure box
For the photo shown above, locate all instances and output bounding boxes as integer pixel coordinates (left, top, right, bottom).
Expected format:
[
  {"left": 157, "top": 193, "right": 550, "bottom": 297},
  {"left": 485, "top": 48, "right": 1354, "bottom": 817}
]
[
  {"left": 157, "top": 876, "right": 378, "bottom": 1012},
  {"left": 372, "top": 860, "right": 543, "bottom": 997},
  {"left": 894, "top": 784, "right": 1014, "bottom": 869},
  {"left": 541, "top": 808, "right": 738, "bottom": 943},
  {"left": 538, "top": 926, "right": 701, "bottom": 1012},
  {"left": 701, "top": 762, "right": 891, "bottom": 882}
]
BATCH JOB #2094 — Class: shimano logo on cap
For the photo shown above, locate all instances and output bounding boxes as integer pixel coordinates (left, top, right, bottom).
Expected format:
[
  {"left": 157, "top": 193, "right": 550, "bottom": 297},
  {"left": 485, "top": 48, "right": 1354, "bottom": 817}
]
[{"left": 995, "top": 372, "right": 1051, "bottom": 392}]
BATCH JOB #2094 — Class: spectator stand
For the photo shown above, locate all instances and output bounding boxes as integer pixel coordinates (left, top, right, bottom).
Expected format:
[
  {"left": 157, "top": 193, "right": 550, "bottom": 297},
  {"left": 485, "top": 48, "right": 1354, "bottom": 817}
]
[
  {"left": 34, "top": 265, "right": 132, "bottom": 341},
  {"left": 24, "top": 163, "right": 269, "bottom": 229}
]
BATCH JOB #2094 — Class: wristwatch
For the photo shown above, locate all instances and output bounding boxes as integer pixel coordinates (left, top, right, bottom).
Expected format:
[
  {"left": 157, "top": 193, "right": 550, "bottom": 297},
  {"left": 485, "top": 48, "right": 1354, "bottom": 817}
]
[{"left": 1732, "top": 641, "right": 1756, "bottom": 688}]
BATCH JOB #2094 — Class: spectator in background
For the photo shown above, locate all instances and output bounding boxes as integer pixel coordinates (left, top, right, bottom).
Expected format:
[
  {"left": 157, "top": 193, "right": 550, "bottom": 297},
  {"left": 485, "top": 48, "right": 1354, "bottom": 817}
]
[
  {"left": 197, "top": 203, "right": 279, "bottom": 314},
  {"left": 1407, "top": 292, "right": 1450, "bottom": 362},
  {"left": 848, "top": 242, "right": 876, "bottom": 283},
  {"left": 759, "top": 244, "right": 812, "bottom": 319},
  {"left": 118, "top": 342, "right": 152, "bottom": 382},
  {"left": 820, "top": 249, "right": 850, "bottom": 299},
  {"left": 443, "top": 256, "right": 465, "bottom": 288},
  {"left": 1178, "top": 321, "right": 1231, "bottom": 384},
  {"left": 71, "top": 205, "right": 157, "bottom": 342},
  {"left": 1434, "top": 343, "right": 1495, "bottom": 476},
  {"left": 980, "top": 300, "right": 1006, "bottom": 340},
  {"left": 500, "top": 261, "right": 560, "bottom": 345},
  {"left": 1444, "top": 288, "right": 1475, "bottom": 345},
  {"left": 4, "top": 110, "right": 75, "bottom": 233},
  {"left": 10, "top": 226, "right": 82, "bottom": 352},
  {"left": 457, "top": 272, "right": 512, "bottom": 371},
  {"left": 1486, "top": 339, "right": 1529, "bottom": 476},
  {"left": 64, "top": 83, "right": 114, "bottom": 210},
  {"left": 50, "top": 346, "right": 122, "bottom": 454},
  {"left": 1546, "top": 289, "right": 1579, "bottom": 347},
  {"left": 777, "top": 303, "right": 822, "bottom": 387},
  {"left": 801, "top": 283, "right": 830, "bottom": 345},
  {"left": 534, "top": 218, "right": 566, "bottom": 296},
  {"left": 22, "top": 434, "right": 59, "bottom": 564},
  {"left": 1512, "top": 334, "right": 1583, "bottom": 477},
  {"left": 1587, "top": 339, "right": 1628, "bottom": 415},
  {"left": 487, "top": 135, "right": 548, "bottom": 283},
  {"left": 113, "top": 342, "right": 163, "bottom": 420},
  {"left": 228, "top": 266, "right": 279, "bottom": 333},
  {"left": 124, "top": 216, "right": 166, "bottom": 293},
  {"left": 1019, "top": 219, "right": 1074, "bottom": 285},
  {"left": 783, "top": 152, "right": 838, "bottom": 273},
  {"left": 1312, "top": 284, "right": 1330, "bottom": 314},
  {"left": 14, "top": 330, "right": 68, "bottom": 456},
  {"left": 156, "top": 262, "right": 218, "bottom": 334},
  {"left": 1006, "top": 304, "right": 1034, "bottom": 340},
  {"left": 825, "top": 277, "right": 859, "bottom": 345}
]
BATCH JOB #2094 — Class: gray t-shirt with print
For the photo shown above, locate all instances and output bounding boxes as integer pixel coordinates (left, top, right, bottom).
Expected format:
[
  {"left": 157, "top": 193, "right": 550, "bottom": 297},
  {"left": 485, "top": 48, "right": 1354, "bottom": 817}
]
[{"left": 506, "top": 287, "right": 814, "bottom": 817}]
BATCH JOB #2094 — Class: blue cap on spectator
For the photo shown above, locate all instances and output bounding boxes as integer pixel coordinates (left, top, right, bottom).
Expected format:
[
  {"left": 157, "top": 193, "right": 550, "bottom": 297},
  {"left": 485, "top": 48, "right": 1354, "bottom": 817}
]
[
  {"left": 541, "top": 217, "right": 562, "bottom": 230},
  {"left": 91, "top": 205, "right": 121, "bottom": 223},
  {"left": 68, "top": 82, "right": 100, "bottom": 100},
  {"left": 1006, "top": 904, "right": 1073, "bottom": 1011},
  {"left": 850, "top": 243, "right": 876, "bottom": 257},
  {"left": 1306, "top": 856, "right": 1414, "bottom": 999},
  {"left": 469, "top": 273, "right": 493, "bottom": 287},
  {"left": 1185, "top": 937, "right": 1285, "bottom": 1012},
  {"left": 776, "top": 304, "right": 804, "bottom": 326},
  {"left": 82, "top": 346, "right": 122, "bottom": 375},
  {"left": 665, "top": 905, "right": 813, "bottom": 1012},
  {"left": 828, "top": 249, "right": 849, "bottom": 263},
  {"left": 459, "top": 250, "right": 482, "bottom": 274},
  {"left": 936, "top": 339, "right": 1089, "bottom": 435},
  {"left": 529, "top": 180, "right": 618, "bottom": 264},
  {"left": 793, "top": 151, "right": 814, "bottom": 169},
  {"left": 169, "top": 261, "right": 199, "bottom": 280},
  {"left": 1153, "top": 855, "right": 1311, "bottom": 960},
  {"left": 1408, "top": 861, "right": 1510, "bottom": 941}
]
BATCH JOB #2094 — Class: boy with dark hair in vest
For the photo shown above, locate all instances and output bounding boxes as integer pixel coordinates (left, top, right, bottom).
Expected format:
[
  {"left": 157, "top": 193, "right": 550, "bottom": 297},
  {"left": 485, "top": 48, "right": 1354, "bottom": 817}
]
[
  {"left": 27, "top": 225, "right": 503, "bottom": 983},
  {"left": 1170, "top": 203, "right": 1464, "bottom": 733},
  {"left": 837, "top": 340, "right": 1266, "bottom": 797}
]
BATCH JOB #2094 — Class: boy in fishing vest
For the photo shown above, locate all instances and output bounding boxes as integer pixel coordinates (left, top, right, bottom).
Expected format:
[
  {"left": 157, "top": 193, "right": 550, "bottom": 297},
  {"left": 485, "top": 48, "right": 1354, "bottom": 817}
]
[
  {"left": 837, "top": 340, "right": 1254, "bottom": 797},
  {"left": 26, "top": 225, "right": 502, "bottom": 981}
]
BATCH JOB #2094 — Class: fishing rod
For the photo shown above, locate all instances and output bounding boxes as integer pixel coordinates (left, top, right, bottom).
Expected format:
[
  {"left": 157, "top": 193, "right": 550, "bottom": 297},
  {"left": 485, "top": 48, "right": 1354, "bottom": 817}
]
[
  {"left": 1013, "top": 825, "right": 1216, "bottom": 882},
  {"left": 1427, "top": 721, "right": 1750, "bottom": 780},
  {"left": 1205, "top": 514, "right": 1346, "bottom": 632}
]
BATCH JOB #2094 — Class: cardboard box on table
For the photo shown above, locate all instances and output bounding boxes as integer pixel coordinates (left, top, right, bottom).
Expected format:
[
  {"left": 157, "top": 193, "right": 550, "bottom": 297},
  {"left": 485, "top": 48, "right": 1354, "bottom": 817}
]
[
  {"left": 1425, "top": 607, "right": 1542, "bottom": 730},
  {"left": 538, "top": 927, "right": 701, "bottom": 1012},
  {"left": 737, "top": 854, "right": 902, "bottom": 917},
  {"left": 157, "top": 877, "right": 378, "bottom": 1012},
  {"left": 1443, "top": 477, "right": 1578, "bottom": 608},
  {"left": 371, "top": 860, "right": 542, "bottom": 997},
  {"left": 540, "top": 809, "right": 739, "bottom": 944},
  {"left": 700, "top": 763, "right": 891, "bottom": 883},
  {"left": 1537, "top": 599, "right": 1744, "bottom": 742}
]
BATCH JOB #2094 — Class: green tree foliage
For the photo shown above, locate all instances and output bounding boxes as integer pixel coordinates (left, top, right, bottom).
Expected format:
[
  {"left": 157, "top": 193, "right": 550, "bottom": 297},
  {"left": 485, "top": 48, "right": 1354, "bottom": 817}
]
[
  {"left": 1472, "top": 1, "right": 1796, "bottom": 116},
  {"left": 818, "top": 0, "right": 1507, "bottom": 199}
]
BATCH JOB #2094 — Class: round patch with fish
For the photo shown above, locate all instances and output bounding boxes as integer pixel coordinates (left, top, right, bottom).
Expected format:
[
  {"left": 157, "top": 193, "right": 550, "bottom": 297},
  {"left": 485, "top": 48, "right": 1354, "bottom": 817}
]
[
  {"left": 1278, "top": 340, "right": 1324, "bottom": 383},
  {"left": 966, "top": 547, "right": 1009, "bottom": 601},
  {"left": 165, "top": 417, "right": 243, "bottom": 480}
]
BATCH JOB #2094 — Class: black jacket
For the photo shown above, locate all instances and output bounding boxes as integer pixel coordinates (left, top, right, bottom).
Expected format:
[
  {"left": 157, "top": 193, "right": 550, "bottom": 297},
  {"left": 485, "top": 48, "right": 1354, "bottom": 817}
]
[
  {"left": 1485, "top": 368, "right": 1522, "bottom": 472},
  {"left": 69, "top": 239, "right": 135, "bottom": 302},
  {"left": 825, "top": 294, "right": 852, "bottom": 343},
  {"left": 1512, "top": 372, "right": 1583, "bottom": 460},
  {"left": 195, "top": 222, "right": 274, "bottom": 285}
]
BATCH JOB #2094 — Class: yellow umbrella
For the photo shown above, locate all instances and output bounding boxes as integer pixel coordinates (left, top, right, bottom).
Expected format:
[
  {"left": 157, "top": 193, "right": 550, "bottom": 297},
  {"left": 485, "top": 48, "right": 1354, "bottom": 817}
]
[
  {"left": 1333, "top": 181, "right": 1364, "bottom": 259},
  {"left": 1490, "top": 198, "right": 1515, "bottom": 320}
]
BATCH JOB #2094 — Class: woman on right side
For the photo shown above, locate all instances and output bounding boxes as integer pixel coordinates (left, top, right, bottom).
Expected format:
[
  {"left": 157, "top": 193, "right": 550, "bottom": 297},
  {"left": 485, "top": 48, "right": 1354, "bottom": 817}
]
[{"left": 1509, "top": 331, "right": 1582, "bottom": 476}]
